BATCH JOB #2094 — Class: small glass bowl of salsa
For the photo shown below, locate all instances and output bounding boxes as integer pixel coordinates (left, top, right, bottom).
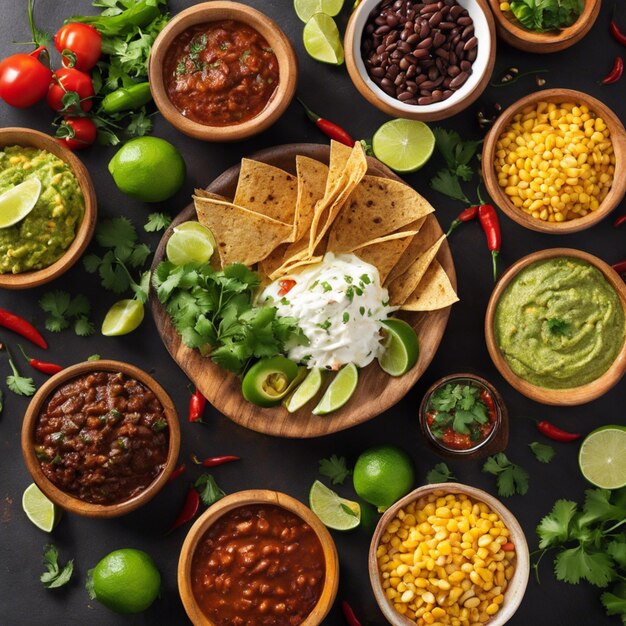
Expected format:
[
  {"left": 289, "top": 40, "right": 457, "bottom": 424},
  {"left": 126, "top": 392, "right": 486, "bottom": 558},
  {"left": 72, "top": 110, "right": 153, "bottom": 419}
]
[{"left": 419, "top": 373, "right": 508, "bottom": 459}]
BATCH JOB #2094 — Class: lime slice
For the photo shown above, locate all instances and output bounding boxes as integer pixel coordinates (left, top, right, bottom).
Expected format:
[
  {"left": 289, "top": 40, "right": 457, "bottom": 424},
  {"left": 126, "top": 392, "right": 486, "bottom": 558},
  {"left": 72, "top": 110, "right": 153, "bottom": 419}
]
[
  {"left": 22, "top": 483, "right": 61, "bottom": 532},
  {"left": 372, "top": 119, "right": 436, "bottom": 173},
  {"left": 284, "top": 368, "right": 324, "bottom": 412},
  {"left": 101, "top": 299, "right": 145, "bottom": 337},
  {"left": 295, "top": 0, "right": 344, "bottom": 22},
  {"left": 166, "top": 221, "right": 216, "bottom": 266},
  {"left": 378, "top": 319, "right": 419, "bottom": 376},
  {"left": 303, "top": 13, "right": 344, "bottom": 65},
  {"left": 313, "top": 363, "right": 358, "bottom": 415},
  {"left": 309, "top": 480, "right": 361, "bottom": 530},
  {"left": 0, "top": 178, "right": 41, "bottom": 228},
  {"left": 579, "top": 425, "right": 626, "bottom": 489}
]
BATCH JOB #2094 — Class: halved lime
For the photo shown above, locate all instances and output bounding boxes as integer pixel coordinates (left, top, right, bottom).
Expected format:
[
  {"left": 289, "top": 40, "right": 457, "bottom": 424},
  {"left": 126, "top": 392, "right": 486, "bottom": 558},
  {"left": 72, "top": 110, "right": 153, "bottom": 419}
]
[
  {"left": 101, "top": 299, "right": 145, "bottom": 337},
  {"left": 0, "top": 178, "right": 41, "bottom": 228},
  {"left": 22, "top": 483, "right": 61, "bottom": 532},
  {"left": 579, "top": 425, "right": 626, "bottom": 489},
  {"left": 378, "top": 319, "right": 419, "bottom": 376},
  {"left": 372, "top": 119, "right": 435, "bottom": 173},
  {"left": 303, "top": 13, "right": 344, "bottom": 65},
  {"left": 295, "top": 0, "right": 344, "bottom": 22},
  {"left": 313, "top": 363, "right": 358, "bottom": 415},
  {"left": 309, "top": 480, "right": 361, "bottom": 530},
  {"left": 284, "top": 368, "right": 324, "bottom": 412},
  {"left": 166, "top": 221, "right": 216, "bottom": 266}
]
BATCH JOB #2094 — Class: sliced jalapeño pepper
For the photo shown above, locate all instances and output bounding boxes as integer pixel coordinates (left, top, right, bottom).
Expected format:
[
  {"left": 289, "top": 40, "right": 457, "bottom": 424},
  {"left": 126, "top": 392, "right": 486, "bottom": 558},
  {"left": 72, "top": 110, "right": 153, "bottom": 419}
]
[{"left": 242, "top": 357, "right": 300, "bottom": 407}]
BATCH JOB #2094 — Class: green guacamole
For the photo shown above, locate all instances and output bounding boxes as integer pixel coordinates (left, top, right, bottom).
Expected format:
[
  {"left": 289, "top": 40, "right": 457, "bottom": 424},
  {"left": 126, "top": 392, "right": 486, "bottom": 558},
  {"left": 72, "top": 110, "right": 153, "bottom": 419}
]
[
  {"left": 495, "top": 257, "right": 625, "bottom": 389},
  {"left": 0, "top": 146, "right": 84, "bottom": 274}
]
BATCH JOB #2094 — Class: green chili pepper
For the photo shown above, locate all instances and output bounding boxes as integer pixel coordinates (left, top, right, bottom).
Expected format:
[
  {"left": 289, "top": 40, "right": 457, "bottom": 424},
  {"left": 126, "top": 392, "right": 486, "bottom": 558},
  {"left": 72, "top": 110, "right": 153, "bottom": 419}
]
[
  {"left": 100, "top": 82, "right": 152, "bottom": 114},
  {"left": 241, "top": 357, "right": 301, "bottom": 407},
  {"left": 67, "top": 2, "right": 161, "bottom": 37}
]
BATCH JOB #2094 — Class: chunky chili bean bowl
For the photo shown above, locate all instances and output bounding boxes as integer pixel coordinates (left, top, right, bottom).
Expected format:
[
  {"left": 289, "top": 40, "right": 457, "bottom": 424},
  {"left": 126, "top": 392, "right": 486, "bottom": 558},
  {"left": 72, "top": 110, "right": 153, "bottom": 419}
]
[
  {"left": 149, "top": 2, "right": 298, "bottom": 142},
  {"left": 345, "top": 0, "right": 496, "bottom": 121},
  {"left": 178, "top": 490, "right": 339, "bottom": 626},
  {"left": 21, "top": 360, "right": 180, "bottom": 518}
]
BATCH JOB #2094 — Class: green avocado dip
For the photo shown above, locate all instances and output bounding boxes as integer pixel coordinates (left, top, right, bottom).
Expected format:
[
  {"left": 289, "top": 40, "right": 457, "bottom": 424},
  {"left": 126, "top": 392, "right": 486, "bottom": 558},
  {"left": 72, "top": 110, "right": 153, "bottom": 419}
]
[
  {"left": 0, "top": 146, "right": 84, "bottom": 274},
  {"left": 495, "top": 257, "right": 625, "bottom": 389}
]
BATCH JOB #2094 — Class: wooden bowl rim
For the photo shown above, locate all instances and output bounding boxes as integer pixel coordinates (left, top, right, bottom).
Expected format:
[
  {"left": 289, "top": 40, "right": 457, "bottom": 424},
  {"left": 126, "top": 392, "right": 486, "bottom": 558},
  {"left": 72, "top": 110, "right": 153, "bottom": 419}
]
[
  {"left": 0, "top": 127, "right": 97, "bottom": 290},
  {"left": 368, "top": 483, "right": 530, "bottom": 626},
  {"left": 148, "top": 1, "right": 298, "bottom": 142},
  {"left": 20, "top": 360, "right": 181, "bottom": 518},
  {"left": 484, "top": 248, "right": 626, "bottom": 405},
  {"left": 177, "top": 489, "right": 339, "bottom": 626},
  {"left": 482, "top": 88, "right": 626, "bottom": 234}
]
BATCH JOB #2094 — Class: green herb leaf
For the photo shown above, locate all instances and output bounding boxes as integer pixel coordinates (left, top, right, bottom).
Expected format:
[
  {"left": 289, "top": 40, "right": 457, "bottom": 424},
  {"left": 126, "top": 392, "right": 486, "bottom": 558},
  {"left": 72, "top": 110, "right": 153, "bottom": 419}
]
[
  {"left": 482, "top": 453, "right": 529, "bottom": 497},
  {"left": 41, "top": 544, "right": 74, "bottom": 589},
  {"left": 39, "top": 291, "right": 94, "bottom": 337},
  {"left": 87, "top": 354, "right": 101, "bottom": 361},
  {"left": 319, "top": 455, "right": 352, "bottom": 485},
  {"left": 6, "top": 355, "right": 35, "bottom": 397},
  {"left": 426, "top": 462, "right": 456, "bottom": 484},
  {"left": 194, "top": 474, "right": 226, "bottom": 507},
  {"left": 547, "top": 318, "right": 568, "bottom": 336},
  {"left": 537, "top": 499, "right": 578, "bottom": 548},
  {"left": 601, "top": 587, "right": 626, "bottom": 618},
  {"left": 144, "top": 212, "right": 172, "bottom": 232},
  {"left": 529, "top": 441, "right": 556, "bottom": 463},
  {"left": 555, "top": 545, "right": 614, "bottom": 587}
]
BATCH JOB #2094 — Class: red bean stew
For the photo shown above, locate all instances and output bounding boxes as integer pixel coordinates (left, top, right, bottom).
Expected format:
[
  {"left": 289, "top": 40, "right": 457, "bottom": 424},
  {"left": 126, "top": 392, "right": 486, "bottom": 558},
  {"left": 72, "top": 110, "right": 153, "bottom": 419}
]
[
  {"left": 191, "top": 504, "right": 325, "bottom": 626},
  {"left": 163, "top": 20, "right": 280, "bottom": 127},
  {"left": 34, "top": 371, "right": 169, "bottom": 505}
]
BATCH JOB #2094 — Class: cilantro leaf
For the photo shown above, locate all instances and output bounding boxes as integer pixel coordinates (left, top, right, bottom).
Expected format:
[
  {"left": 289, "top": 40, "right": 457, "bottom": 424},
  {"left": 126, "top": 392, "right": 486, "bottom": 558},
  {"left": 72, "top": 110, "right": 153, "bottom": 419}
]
[
  {"left": 537, "top": 499, "right": 577, "bottom": 548},
  {"left": 96, "top": 217, "right": 137, "bottom": 258},
  {"left": 482, "top": 453, "right": 529, "bottom": 497},
  {"left": 601, "top": 588, "right": 626, "bottom": 618},
  {"left": 41, "top": 544, "right": 74, "bottom": 589},
  {"left": 426, "top": 462, "right": 456, "bottom": 484},
  {"left": 194, "top": 474, "right": 226, "bottom": 507},
  {"left": 39, "top": 291, "right": 71, "bottom": 318},
  {"left": 607, "top": 537, "right": 626, "bottom": 569},
  {"left": 430, "top": 169, "right": 471, "bottom": 204},
  {"left": 529, "top": 442, "right": 555, "bottom": 463},
  {"left": 87, "top": 354, "right": 101, "bottom": 361},
  {"left": 6, "top": 354, "right": 35, "bottom": 397},
  {"left": 39, "top": 291, "right": 93, "bottom": 337},
  {"left": 74, "top": 316, "right": 95, "bottom": 337},
  {"left": 144, "top": 212, "right": 172, "bottom": 232},
  {"left": 319, "top": 455, "right": 352, "bottom": 485},
  {"left": 555, "top": 545, "right": 614, "bottom": 587}
]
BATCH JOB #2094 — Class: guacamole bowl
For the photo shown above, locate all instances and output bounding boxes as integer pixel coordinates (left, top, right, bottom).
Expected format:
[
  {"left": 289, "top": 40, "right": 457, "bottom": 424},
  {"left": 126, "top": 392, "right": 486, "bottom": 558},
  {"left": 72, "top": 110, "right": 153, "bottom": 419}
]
[
  {"left": 485, "top": 248, "right": 626, "bottom": 405},
  {"left": 0, "top": 128, "right": 97, "bottom": 290}
]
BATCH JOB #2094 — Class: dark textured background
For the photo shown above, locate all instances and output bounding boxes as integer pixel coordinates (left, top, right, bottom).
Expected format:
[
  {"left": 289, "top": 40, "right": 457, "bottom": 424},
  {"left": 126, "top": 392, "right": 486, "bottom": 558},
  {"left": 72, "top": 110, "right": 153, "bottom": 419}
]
[{"left": 0, "top": 1, "right": 623, "bottom": 624}]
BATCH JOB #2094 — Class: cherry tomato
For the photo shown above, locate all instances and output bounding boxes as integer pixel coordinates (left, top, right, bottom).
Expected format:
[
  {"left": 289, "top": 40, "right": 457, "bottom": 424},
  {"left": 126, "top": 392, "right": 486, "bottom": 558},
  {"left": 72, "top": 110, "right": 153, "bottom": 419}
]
[
  {"left": 56, "top": 117, "right": 97, "bottom": 151},
  {"left": 278, "top": 279, "right": 296, "bottom": 296},
  {"left": 0, "top": 46, "right": 52, "bottom": 108},
  {"left": 54, "top": 23, "right": 101, "bottom": 72},
  {"left": 47, "top": 67, "right": 94, "bottom": 114}
]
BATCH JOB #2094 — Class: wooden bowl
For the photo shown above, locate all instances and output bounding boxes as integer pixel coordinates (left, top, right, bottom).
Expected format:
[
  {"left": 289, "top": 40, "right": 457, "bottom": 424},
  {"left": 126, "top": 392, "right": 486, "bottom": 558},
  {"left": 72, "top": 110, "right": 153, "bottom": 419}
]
[
  {"left": 344, "top": 0, "right": 497, "bottom": 121},
  {"left": 488, "top": 0, "right": 601, "bottom": 52},
  {"left": 482, "top": 88, "right": 626, "bottom": 234},
  {"left": 0, "top": 128, "right": 97, "bottom": 290},
  {"left": 369, "top": 483, "right": 529, "bottom": 626},
  {"left": 149, "top": 2, "right": 298, "bottom": 142},
  {"left": 485, "top": 248, "right": 626, "bottom": 405},
  {"left": 178, "top": 490, "right": 339, "bottom": 626},
  {"left": 21, "top": 360, "right": 181, "bottom": 518}
]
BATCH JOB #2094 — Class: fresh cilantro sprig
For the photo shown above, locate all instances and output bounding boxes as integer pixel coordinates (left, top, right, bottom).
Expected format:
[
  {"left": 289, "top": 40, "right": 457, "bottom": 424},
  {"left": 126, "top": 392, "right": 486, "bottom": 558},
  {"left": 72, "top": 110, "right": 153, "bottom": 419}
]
[
  {"left": 6, "top": 350, "right": 35, "bottom": 397},
  {"left": 40, "top": 544, "right": 74, "bottom": 589},
  {"left": 482, "top": 453, "right": 529, "bottom": 497},
  {"left": 319, "top": 455, "right": 352, "bottom": 485},
  {"left": 426, "top": 462, "right": 456, "bottom": 484},
  {"left": 529, "top": 441, "right": 555, "bottom": 464},
  {"left": 194, "top": 474, "right": 225, "bottom": 507},
  {"left": 144, "top": 213, "right": 172, "bottom": 233},
  {"left": 428, "top": 383, "right": 490, "bottom": 441},
  {"left": 39, "top": 291, "right": 95, "bottom": 336}
]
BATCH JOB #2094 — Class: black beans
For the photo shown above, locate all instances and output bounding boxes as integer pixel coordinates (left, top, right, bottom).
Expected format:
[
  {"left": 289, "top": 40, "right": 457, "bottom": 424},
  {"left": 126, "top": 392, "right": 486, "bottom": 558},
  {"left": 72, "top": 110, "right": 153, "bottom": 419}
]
[{"left": 361, "top": 0, "right": 478, "bottom": 106}]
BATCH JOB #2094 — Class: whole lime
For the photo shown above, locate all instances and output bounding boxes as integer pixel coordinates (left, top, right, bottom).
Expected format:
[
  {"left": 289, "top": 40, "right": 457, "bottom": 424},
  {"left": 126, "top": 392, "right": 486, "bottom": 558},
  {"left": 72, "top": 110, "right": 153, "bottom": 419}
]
[
  {"left": 353, "top": 445, "right": 415, "bottom": 512},
  {"left": 108, "top": 136, "right": 186, "bottom": 202},
  {"left": 87, "top": 548, "right": 161, "bottom": 614}
]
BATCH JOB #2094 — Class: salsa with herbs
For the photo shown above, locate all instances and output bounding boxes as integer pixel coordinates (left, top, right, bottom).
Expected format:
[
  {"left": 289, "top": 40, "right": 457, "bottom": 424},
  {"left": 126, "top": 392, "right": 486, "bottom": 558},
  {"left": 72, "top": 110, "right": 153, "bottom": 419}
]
[
  {"left": 34, "top": 371, "right": 169, "bottom": 505},
  {"left": 163, "top": 21, "right": 279, "bottom": 126}
]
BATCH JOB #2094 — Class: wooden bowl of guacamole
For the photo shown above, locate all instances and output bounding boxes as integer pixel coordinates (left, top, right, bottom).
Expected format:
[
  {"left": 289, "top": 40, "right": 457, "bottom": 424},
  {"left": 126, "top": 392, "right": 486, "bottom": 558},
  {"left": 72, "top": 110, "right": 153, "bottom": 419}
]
[
  {"left": 0, "top": 128, "right": 97, "bottom": 290},
  {"left": 485, "top": 248, "right": 626, "bottom": 405}
]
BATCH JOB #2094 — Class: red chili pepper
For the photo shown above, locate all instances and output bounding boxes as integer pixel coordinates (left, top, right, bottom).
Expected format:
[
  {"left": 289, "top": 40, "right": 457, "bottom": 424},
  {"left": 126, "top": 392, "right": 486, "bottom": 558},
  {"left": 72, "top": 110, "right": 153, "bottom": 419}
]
[
  {"left": 537, "top": 420, "right": 581, "bottom": 442},
  {"left": 191, "top": 454, "right": 240, "bottom": 467},
  {"left": 167, "top": 484, "right": 200, "bottom": 534},
  {"left": 611, "top": 12, "right": 626, "bottom": 46},
  {"left": 297, "top": 98, "right": 354, "bottom": 147},
  {"left": 189, "top": 388, "right": 206, "bottom": 423},
  {"left": 446, "top": 206, "right": 479, "bottom": 236},
  {"left": 601, "top": 56, "right": 624, "bottom": 84},
  {"left": 278, "top": 279, "right": 296, "bottom": 296},
  {"left": 17, "top": 345, "right": 62, "bottom": 375},
  {"left": 613, "top": 260, "right": 626, "bottom": 275},
  {"left": 0, "top": 309, "right": 47, "bottom": 349},
  {"left": 477, "top": 204, "right": 501, "bottom": 282},
  {"left": 614, "top": 214, "right": 626, "bottom": 228},
  {"left": 341, "top": 601, "right": 363, "bottom": 626},
  {"left": 167, "top": 463, "right": 186, "bottom": 483}
]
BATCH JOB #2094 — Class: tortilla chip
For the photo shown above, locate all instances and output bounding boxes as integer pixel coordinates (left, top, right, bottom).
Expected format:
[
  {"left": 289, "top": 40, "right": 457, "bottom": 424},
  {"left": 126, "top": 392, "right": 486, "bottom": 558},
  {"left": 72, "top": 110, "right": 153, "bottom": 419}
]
[
  {"left": 292, "top": 155, "right": 329, "bottom": 242},
  {"left": 325, "top": 140, "right": 354, "bottom": 196},
  {"left": 194, "top": 188, "right": 228, "bottom": 202},
  {"left": 401, "top": 260, "right": 459, "bottom": 311},
  {"left": 194, "top": 195, "right": 293, "bottom": 267},
  {"left": 351, "top": 230, "right": 419, "bottom": 283},
  {"left": 385, "top": 220, "right": 439, "bottom": 286},
  {"left": 268, "top": 256, "right": 323, "bottom": 281},
  {"left": 257, "top": 243, "right": 290, "bottom": 279}
]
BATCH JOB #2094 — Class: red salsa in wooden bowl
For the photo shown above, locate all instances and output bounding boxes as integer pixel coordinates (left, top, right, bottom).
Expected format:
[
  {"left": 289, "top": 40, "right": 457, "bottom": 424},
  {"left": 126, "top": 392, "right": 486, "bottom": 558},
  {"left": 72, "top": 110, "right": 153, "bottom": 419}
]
[
  {"left": 190, "top": 504, "right": 325, "bottom": 625},
  {"left": 33, "top": 371, "right": 169, "bottom": 505},
  {"left": 163, "top": 20, "right": 280, "bottom": 127}
]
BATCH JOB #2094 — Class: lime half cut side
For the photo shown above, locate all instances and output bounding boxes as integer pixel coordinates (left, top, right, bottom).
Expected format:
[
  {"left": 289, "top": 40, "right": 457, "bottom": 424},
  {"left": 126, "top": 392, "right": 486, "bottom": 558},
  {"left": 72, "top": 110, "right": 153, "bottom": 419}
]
[
  {"left": 101, "top": 299, "right": 145, "bottom": 337},
  {"left": 372, "top": 119, "right": 435, "bottom": 173},
  {"left": 284, "top": 368, "right": 323, "bottom": 412},
  {"left": 295, "top": 0, "right": 344, "bottom": 22},
  {"left": 0, "top": 178, "right": 42, "bottom": 228},
  {"left": 313, "top": 363, "right": 358, "bottom": 415},
  {"left": 309, "top": 480, "right": 361, "bottom": 530},
  {"left": 579, "top": 425, "right": 626, "bottom": 489},
  {"left": 166, "top": 221, "right": 216, "bottom": 266},
  {"left": 378, "top": 319, "right": 419, "bottom": 376},
  {"left": 22, "top": 483, "right": 61, "bottom": 532},
  {"left": 303, "top": 13, "right": 344, "bottom": 65}
]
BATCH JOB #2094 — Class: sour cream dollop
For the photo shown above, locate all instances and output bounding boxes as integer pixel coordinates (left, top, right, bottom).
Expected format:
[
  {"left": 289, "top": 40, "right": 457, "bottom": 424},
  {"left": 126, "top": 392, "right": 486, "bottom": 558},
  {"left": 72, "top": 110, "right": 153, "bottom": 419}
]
[{"left": 259, "top": 253, "right": 395, "bottom": 370}]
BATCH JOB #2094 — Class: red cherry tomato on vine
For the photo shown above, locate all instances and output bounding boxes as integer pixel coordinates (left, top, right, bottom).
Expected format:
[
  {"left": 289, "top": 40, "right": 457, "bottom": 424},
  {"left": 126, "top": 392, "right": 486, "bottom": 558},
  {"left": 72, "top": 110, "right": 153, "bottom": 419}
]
[
  {"left": 0, "top": 46, "right": 52, "bottom": 108},
  {"left": 56, "top": 117, "right": 97, "bottom": 151},
  {"left": 47, "top": 67, "right": 94, "bottom": 113},
  {"left": 54, "top": 23, "right": 101, "bottom": 72}
]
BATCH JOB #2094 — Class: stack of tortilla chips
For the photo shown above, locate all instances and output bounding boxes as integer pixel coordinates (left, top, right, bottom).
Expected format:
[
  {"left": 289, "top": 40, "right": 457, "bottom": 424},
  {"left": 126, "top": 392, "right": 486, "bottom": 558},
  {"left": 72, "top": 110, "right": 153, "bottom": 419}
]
[{"left": 193, "top": 141, "right": 458, "bottom": 312}]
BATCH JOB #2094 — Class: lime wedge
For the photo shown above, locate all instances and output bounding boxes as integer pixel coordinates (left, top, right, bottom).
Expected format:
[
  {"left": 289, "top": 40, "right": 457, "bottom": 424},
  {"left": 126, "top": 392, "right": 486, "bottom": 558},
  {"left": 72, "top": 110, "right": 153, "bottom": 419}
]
[
  {"left": 372, "top": 119, "right": 435, "bottom": 173},
  {"left": 284, "top": 368, "right": 324, "bottom": 412},
  {"left": 166, "top": 221, "right": 216, "bottom": 266},
  {"left": 0, "top": 178, "right": 41, "bottom": 228},
  {"left": 579, "top": 425, "right": 626, "bottom": 489},
  {"left": 309, "top": 480, "right": 361, "bottom": 530},
  {"left": 303, "top": 13, "right": 344, "bottom": 65},
  {"left": 378, "top": 319, "right": 419, "bottom": 376},
  {"left": 101, "top": 299, "right": 144, "bottom": 337},
  {"left": 295, "top": 0, "right": 344, "bottom": 22},
  {"left": 313, "top": 363, "right": 358, "bottom": 415},
  {"left": 22, "top": 483, "right": 61, "bottom": 532}
]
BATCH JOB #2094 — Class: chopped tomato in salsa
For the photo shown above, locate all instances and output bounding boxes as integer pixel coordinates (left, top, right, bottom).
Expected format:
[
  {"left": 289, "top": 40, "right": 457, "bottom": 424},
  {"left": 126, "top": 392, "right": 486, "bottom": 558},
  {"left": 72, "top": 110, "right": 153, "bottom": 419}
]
[{"left": 278, "top": 279, "right": 296, "bottom": 296}]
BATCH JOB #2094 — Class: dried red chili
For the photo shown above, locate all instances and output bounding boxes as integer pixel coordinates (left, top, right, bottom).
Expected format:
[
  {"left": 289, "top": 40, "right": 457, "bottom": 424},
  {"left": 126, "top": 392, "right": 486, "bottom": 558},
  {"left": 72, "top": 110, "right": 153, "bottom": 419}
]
[
  {"left": 614, "top": 214, "right": 626, "bottom": 228},
  {"left": 612, "top": 261, "right": 626, "bottom": 275},
  {"left": 189, "top": 388, "right": 206, "bottom": 423},
  {"left": 297, "top": 98, "right": 354, "bottom": 147},
  {"left": 601, "top": 56, "right": 624, "bottom": 84},
  {"left": 341, "top": 600, "right": 363, "bottom": 626},
  {"left": 537, "top": 420, "right": 581, "bottom": 442},
  {"left": 191, "top": 454, "right": 240, "bottom": 467},
  {"left": 167, "top": 484, "right": 200, "bottom": 533},
  {"left": 18, "top": 345, "right": 62, "bottom": 375},
  {"left": 167, "top": 463, "right": 186, "bottom": 483},
  {"left": 478, "top": 204, "right": 501, "bottom": 281},
  {"left": 446, "top": 205, "right": 479, "bottom": 236},
  {"left": 611, "top": 13, "right": 626, "bottom": 46},
  {"left": 0, "top": 309, "right": 47, "bottom": 349}
]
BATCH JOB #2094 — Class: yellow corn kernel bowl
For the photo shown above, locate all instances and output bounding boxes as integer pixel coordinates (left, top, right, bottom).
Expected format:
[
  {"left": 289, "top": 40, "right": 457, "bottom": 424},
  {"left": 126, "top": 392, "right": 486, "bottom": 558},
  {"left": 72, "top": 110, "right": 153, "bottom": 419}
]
[{"left": 369, "top": 484, "right": 529, "bottom": 626}]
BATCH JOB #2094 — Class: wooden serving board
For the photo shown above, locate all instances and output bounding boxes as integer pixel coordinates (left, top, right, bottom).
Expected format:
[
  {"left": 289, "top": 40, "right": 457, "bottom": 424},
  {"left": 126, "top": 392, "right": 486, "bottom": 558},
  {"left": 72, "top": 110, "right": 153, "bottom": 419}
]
[{"left": 149, "top": 144, "right": 456, "bottom": 438}]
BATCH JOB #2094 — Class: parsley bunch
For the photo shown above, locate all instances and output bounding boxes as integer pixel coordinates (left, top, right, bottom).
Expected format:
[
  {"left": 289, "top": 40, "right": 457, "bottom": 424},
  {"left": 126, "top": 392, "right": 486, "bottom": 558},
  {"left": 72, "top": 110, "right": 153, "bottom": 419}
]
[
  {"left": 482, "top": 453, "right": 529, "bottom": 497},
  {"left": 39, "top": 291, "right": 95, "bottom": 336},
  {"left": 428, "top": 383, "right": 490, "bottom": 441}
]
